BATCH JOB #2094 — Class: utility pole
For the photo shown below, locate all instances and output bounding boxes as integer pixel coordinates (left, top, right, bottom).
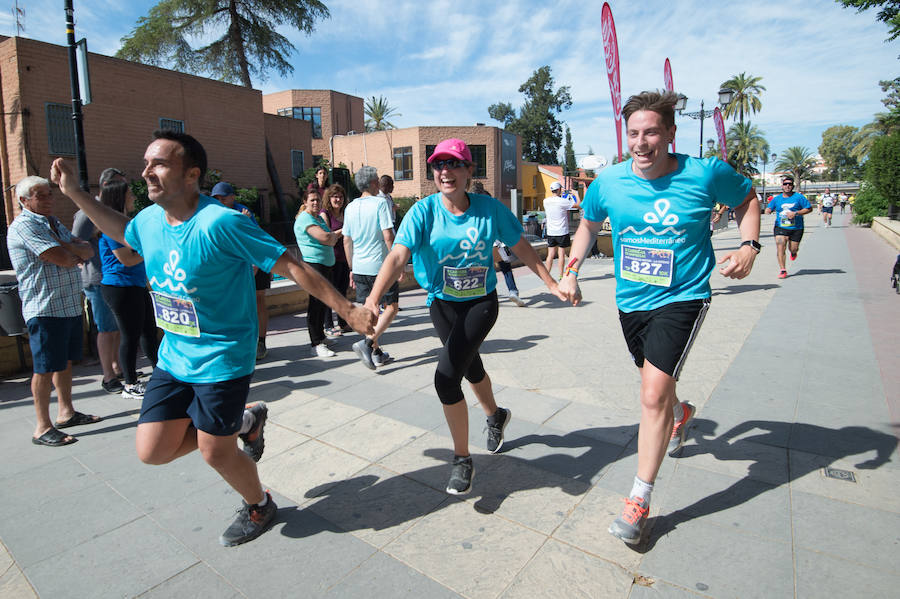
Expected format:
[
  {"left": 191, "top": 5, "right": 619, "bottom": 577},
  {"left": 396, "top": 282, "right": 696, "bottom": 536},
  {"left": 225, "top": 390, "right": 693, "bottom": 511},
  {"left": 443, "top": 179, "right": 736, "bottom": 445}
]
[{"left": 64, "top": 0, "right": 89, "bottom": 192}]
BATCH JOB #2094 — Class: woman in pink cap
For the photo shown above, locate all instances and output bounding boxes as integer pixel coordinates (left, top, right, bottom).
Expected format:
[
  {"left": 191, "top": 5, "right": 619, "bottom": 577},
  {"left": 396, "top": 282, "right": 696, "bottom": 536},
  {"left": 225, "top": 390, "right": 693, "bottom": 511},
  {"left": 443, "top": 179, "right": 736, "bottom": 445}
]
[{"left": 361, "top": 138, "right": 565, "bottom": 494}]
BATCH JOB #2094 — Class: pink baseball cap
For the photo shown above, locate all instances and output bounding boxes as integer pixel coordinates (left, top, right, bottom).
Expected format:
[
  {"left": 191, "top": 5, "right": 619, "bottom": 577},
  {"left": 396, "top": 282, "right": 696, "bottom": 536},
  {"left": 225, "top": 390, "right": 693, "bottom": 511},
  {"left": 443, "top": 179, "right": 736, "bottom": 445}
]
[{"left": 427, "top": 138, "right": 472, "bottom": 163}]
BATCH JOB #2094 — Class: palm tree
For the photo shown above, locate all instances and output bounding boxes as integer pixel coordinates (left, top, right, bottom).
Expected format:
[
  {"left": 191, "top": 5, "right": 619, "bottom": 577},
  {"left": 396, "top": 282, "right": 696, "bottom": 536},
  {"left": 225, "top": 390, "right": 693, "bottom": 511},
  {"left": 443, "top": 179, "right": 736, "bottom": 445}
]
[
  {"left": 726, "top": 122, "right": 769, "bottom": 177},
  {"left": 720, "top": 72, "right": 766, "bottom": 126},
  {"left": 365, "top": 96, "right": 401, "bottom": 131},
  {"left": 775, "top": 146, "right": 817, "bottom": 186}
]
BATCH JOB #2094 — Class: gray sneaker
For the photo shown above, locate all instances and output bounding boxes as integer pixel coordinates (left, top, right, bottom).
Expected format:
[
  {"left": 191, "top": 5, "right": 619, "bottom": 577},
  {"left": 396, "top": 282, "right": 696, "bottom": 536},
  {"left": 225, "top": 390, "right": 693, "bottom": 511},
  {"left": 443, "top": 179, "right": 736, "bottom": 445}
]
[
  {"left": 486, "top": 407, "right": 511, "bottom": 454},
  {"left": 608, "top": 496, "right": 649, "bottom": 545},
  {"left": 239, "top": 402, "right": 268, "bottom": 462},
  {"left": 220, "top": 491, "right": 277, "bottom": 547},
  {"left": 352, "top": 339, "right": 376, "bottom": 370},
  {"left": 372, "top": 348, "right": 394, "bottom": 367},
  {"left": 508, "top": 292, "right": 526, "bottom": 307},
  {"left": 667, "top": 402, "right": 695, "bottom": 456},
  {"left": 121, "top": 382, "right": 146, "bottom": 400},
  {"left": 445, "top": 455, "right": 474, "bottom": 495}
]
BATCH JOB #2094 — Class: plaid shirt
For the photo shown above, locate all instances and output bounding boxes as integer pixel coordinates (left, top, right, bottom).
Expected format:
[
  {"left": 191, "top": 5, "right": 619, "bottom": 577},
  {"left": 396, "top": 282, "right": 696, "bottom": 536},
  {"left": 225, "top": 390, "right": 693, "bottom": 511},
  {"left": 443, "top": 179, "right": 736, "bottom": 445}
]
[{"left": 7, "top": 208, "right": 83, "bottom": 320}]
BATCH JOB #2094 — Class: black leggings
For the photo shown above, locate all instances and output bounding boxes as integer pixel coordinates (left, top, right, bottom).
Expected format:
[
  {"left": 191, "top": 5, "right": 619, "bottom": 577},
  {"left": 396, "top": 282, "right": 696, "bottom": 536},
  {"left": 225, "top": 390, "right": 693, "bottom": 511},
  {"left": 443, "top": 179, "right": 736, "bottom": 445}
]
[
  {"left": 305, "top": 261, "right": 333, "bottom": 346},
  {"left": 101, "top": 284, "right": 159, "bottom": 384},
  {"left": 429, "top": 291, "right": 499, "bottom": 405},
  {"left": 324, "top": 260, "right": 350, "bottom": 330}
]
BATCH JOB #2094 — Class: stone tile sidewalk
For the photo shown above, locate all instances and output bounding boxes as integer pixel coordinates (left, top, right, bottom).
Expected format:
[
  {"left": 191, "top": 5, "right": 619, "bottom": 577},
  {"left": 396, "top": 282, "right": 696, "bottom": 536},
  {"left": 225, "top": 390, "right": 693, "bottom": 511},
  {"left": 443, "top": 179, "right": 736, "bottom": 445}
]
[{"left": 0, "top": 210, "right": 897, "bottom": 598}]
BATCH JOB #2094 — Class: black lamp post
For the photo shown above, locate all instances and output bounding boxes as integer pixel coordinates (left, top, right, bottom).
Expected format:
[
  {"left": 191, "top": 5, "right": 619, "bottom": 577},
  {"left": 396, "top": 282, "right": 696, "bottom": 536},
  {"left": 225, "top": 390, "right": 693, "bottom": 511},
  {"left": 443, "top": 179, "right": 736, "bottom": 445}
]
[{"left": 674, "top": 88, "right": 735, "bottom": 158}]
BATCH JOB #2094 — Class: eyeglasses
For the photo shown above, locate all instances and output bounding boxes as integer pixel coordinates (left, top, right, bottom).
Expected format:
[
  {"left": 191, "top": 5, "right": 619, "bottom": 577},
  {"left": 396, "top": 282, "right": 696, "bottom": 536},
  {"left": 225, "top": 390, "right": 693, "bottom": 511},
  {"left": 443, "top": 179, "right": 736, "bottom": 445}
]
[
  {"left": 782, "top": 182, "right": 794, "bottom": 187},
  {"left": 431, "top": 158, "right": 468, "bottom": 171}
]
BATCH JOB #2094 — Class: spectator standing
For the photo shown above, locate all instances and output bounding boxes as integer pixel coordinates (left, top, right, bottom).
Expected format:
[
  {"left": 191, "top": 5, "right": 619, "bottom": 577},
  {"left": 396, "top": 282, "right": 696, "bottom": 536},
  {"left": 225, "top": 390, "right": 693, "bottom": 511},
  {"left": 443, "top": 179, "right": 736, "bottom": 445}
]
[
  {"left": 321, "top": 184, "right": 352, "bottom": 337},
  {"left": 543, "top": 181, "right": 579, "bottom": 278},
  {"left": 7, "top": 175, "right": 102, "bottom": 446},
  {"left": 98, "top": 180, "right": 160, "bottom": 399},
  {"left": 72, "top": 167, "right": 123, "bottom": 393}
]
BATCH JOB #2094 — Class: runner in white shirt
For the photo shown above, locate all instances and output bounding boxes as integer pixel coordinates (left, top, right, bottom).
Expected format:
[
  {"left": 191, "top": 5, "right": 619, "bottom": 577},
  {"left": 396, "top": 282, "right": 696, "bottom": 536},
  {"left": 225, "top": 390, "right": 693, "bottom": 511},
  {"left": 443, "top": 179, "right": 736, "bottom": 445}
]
[{"left": 542, "top": 182, "right": 580, "bottom": 278}]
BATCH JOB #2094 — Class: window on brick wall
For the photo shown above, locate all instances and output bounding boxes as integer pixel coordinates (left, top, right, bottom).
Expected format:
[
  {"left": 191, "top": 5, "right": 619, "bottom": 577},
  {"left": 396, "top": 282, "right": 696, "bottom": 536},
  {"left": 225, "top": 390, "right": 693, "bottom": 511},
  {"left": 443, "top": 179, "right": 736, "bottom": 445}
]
[
  {"left": 278, "top": 107, "right": 322, "bottom": 138},
  {"left": 45, "top": 103, "right": 75, "bottom": 156},
  {"left": 159, "top": 118, "right": 184, "bottom": 133},
  {"left": 393, "top": 146, "right": 413, "bottom": 180},
  {"left": 312, "top": 155, "right": 323, "bottom": 169},
  {"left": 291, "top": 150, "right": 304, "bottom": 179},
  {"left": 425, "top": 144, "right": 487, "bottom": 179}
]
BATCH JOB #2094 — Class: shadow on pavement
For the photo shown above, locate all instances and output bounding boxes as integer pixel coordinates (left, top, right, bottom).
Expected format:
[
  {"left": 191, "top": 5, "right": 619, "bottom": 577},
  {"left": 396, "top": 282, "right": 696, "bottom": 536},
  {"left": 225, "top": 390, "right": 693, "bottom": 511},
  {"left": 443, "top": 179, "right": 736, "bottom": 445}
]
[
  {"left": 789, "top": 268, "right": 845, "bottom": 277},
  {"left": 712, "top": 283, "right": 780, "bottom": 296},
  {"left": 636, "top": 418, "right": 898, "bottom": 552}
]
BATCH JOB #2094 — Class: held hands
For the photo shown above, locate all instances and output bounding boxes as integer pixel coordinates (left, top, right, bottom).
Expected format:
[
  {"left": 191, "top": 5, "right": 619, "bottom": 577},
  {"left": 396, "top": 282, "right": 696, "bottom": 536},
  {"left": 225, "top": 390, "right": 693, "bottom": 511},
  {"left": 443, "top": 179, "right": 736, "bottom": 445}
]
[
  {"left": 346, "top": 304, "right": 376, "bottom": 336},
  {"left": 558, "top": 273, "right": 583, "bottom": 306},
  {"left": 718, "top": 245, "right": 757, "bottom": 279}
]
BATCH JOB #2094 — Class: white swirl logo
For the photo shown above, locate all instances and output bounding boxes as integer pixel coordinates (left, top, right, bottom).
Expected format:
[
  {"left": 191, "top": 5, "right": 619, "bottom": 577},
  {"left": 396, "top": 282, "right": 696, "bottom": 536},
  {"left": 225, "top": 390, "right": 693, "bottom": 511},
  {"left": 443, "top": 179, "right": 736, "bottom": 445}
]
[
  {"left": 644, "top": 199, "right": 679, "bottom": 226},
  {"left": 149, "top": 249, "right": 197, "bottom": 294}
]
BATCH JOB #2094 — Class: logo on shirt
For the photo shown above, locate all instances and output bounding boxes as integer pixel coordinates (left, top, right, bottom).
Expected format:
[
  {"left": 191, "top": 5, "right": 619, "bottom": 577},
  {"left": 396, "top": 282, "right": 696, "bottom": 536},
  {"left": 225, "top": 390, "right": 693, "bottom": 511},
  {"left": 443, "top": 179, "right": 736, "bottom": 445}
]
[
  {"left": 621, "top": 198, "right": 686, "bottom": 236},
  {"left": 149, "top": 250, "right": 197, "bottom": 295},
  {"left": 438, "top": 227, "right": 489, "bottom": 264}
]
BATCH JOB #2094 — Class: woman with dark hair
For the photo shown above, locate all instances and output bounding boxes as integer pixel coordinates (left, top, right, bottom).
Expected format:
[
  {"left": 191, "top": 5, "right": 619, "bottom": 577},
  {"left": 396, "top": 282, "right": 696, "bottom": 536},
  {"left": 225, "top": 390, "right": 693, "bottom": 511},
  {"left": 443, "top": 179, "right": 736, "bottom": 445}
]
[
  {"left": 361, "top": 138, "right": 564, "bottom": 495},
  {"left": 98, "top": 180, "right": 159, "bottom": 399},
  {"left": 307, "top": 166, "right": 328, "bottom": 200},
  {"left": 320, "top": 183, "right": 352, "bottom": 337},
  {"left": 294, "top": 187, "right": 343, "bottom": 357}
]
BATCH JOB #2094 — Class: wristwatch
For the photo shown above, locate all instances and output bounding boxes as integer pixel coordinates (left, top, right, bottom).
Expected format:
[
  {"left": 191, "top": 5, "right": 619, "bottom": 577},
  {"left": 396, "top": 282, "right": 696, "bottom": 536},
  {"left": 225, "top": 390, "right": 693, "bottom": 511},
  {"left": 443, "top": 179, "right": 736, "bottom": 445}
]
[{"left": 740, "top": 240, "right": 762, "bottom": 253}]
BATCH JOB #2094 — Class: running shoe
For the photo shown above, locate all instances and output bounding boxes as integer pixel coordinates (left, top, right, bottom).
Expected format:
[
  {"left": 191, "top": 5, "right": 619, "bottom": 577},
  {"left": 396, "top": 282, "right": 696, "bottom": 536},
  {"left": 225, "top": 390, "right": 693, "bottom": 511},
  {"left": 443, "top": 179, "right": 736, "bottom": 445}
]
[
  {"left": 445, "top": 455, "right": 474, "bottom": 495},
  {"left": 790, "top": 252, "right": 797, "bottom": 261},
  {"left": 372, "top": 348, "right": 394, "bottom": 367},
  {"left": 778, "top": 270, "right": 788, "bottom": 279},
  {"left": 508, "top": 292, "right": 526, "bottom": 307},
  {"left": 240, "top": 402, "right": 268, "bottom": 462},
  {"left": 122, "top": 382, "right": 146, "bottom": 400},
  {"left": 313, "top": 344, "right": 336, "bottom": 358},
  {"left": 668, "top": 402, "right": 695, "bottom": 456},
  {"left": 325, "top": 327, "right": 342, "bottom": 339},
  {"left": 486, "top": 407, "right": 511, "bottom": 454},
  {"left": 256, "top": 339, "right": 267, "bottom": 361},
  {"left": 608, "top": 496, "right": 649, "bottom": 545},
  {"left": 220, "top": 491, "right": 278, "bottom": 547},
  {"left": 352, "top": 339, "right": 376, "bottom": 370},
  {"left": 101, "top": 378, "right": 123, "bottom": 394}
]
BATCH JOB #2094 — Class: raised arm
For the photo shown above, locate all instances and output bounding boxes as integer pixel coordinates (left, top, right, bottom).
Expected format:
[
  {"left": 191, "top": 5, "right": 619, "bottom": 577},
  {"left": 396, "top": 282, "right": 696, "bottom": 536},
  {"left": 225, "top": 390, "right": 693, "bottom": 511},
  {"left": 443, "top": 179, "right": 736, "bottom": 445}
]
[{"left": 50, "top": 158, "right": 131, "bottom": 246}]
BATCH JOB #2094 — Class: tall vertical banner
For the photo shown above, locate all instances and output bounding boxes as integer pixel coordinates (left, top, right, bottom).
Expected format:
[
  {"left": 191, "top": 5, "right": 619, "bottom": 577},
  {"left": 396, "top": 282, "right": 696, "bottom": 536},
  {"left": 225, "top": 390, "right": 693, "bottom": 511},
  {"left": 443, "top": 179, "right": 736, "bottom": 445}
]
[
  {"left": 713, "top": 107, "right": 727, "bottom": 160},
  {"left": 601, "top": 3, "right": 623, "bottom": 162},
  {"left": 663, "top": 58, "right": 675, "bottom": 151}
]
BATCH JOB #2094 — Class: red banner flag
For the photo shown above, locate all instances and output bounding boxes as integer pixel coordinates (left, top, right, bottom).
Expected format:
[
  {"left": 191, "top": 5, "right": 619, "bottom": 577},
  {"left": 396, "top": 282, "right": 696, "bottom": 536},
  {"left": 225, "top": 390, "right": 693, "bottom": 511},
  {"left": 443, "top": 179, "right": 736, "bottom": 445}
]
[
  {"left": 713, "top": 107, "right": 727, "bottom": 160},
  {"left": 601, "top": 3, "right": 623, "bottom": 162},
  {"left": 663, "top": 58, "right": 675, "bottom": 152}
]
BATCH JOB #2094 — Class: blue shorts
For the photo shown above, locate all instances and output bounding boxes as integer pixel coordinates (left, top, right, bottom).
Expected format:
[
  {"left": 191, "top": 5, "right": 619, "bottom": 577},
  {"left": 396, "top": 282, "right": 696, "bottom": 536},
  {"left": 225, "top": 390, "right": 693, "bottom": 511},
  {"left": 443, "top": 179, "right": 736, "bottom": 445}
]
[
  {"left": 27, "top": 316, "right": 83, "bottom": 373},
  {"left": 83, "top": 284, "right": 118, "bottom": 333},
  {"left": 822, "top": 206, "right": 833, "bottom": 214},
  {"left": 138, "top": 368, "right": 252, "bottom": 436}
]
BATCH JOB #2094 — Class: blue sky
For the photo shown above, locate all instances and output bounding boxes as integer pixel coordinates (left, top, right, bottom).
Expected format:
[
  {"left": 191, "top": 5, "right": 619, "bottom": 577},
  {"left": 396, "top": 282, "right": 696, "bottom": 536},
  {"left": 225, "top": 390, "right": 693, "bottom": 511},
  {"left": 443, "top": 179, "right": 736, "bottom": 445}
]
[{"left": 2, "top": 0, "right": 897, "bottom": 167}]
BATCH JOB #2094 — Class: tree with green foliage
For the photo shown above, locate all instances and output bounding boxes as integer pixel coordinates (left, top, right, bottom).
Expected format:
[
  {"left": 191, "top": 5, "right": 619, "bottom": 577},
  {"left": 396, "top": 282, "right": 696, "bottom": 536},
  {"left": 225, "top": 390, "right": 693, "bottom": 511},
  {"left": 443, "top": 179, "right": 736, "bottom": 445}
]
[
  {"left": 851, "top": 78, "right": 900, "bottom": 161},
  {"left": 563, "top": 126, "right": 577, "bottom": 171},
  {"left": 365, "top": 96, "right": 401, "bottom": 131},
  {"left": 819, "top": 125, "right": 861, "bottom": 179},
  {"left": 836, "top": 0, "right": 900, "bottom": 43},
  {"left": 488, "top": 66, "right": 573, "bottom": 164},
  {"left": 726, "top": 122, "right": 769, "bottom": 177},
  {"left": 720, "top": 72, "right": 766, "bottom": 126},
  {"left": 117, "top": 0, "right": 330, "bottom": 88},
  {"left": 775, "top": 146, "right": 817, "bottom": 185},
  {"left": 866, "top": 131, "right": 900, "bottom": 205}
]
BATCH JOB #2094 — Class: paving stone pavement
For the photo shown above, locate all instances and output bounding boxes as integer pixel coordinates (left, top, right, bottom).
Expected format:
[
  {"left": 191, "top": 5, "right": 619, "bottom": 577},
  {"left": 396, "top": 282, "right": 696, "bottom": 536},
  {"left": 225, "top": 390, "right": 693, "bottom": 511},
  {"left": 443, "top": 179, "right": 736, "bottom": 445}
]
[{"left": 0, "top": 210, "right": 897, "bottom": 598}]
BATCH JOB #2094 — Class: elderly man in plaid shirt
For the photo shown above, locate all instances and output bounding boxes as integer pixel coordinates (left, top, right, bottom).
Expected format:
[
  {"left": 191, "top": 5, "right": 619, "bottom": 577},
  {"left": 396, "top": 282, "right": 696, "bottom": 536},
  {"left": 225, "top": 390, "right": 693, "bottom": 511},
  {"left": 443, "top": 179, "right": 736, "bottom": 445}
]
[{"left": 7, "top": 175, "right": 103, "bottom": 447}]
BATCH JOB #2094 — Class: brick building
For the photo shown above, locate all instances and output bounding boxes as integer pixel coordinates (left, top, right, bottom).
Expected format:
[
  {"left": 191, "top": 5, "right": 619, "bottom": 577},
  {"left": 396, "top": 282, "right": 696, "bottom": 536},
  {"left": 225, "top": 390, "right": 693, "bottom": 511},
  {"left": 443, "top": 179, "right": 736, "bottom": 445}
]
[
  {"left": 330, "top": 126, "right": 522, "bottom": 207},
  {"left": 0, "top": 36, "right": 314, "bottom": 238}
]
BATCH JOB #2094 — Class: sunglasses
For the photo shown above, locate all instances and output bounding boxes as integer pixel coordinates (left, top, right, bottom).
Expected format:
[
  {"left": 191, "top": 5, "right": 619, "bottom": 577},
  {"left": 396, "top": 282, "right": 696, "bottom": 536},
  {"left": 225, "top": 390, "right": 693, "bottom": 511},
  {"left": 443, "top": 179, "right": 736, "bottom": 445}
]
[
  {"left": 431, "top": 158, "right": 468, "bottom": 171},
  {"left": 782, "top": 182, "right": 794, "bottom": 187}
]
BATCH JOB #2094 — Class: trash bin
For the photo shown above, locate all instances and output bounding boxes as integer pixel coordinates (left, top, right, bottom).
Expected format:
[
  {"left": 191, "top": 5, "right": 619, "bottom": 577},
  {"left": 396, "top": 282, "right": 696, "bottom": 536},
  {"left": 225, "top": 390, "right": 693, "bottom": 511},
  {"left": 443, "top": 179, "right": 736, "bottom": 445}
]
[{"left": 0, "top": 282, "right": 27, "bottom": 336}]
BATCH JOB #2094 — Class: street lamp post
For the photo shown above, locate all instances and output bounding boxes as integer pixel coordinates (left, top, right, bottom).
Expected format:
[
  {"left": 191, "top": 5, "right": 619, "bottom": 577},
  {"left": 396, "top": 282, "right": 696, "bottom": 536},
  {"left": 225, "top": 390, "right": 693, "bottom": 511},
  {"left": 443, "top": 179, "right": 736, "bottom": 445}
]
[
  {"left": 674, "top": 89, "right": 735, "bottom": 158},
  {"left": 760, "top": 152, "right": 776, "bottom": 203}
]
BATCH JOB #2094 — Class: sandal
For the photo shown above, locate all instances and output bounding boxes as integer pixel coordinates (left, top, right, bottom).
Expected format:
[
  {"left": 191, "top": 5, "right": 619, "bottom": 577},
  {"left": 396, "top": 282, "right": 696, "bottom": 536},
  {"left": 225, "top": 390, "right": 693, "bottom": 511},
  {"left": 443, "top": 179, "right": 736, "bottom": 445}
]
[
  {"left": 56, "top": 411, "right": 103, "bottom": 429},
  {"left": 32, "top": 428, "right": 77, "bottom": 446}
]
